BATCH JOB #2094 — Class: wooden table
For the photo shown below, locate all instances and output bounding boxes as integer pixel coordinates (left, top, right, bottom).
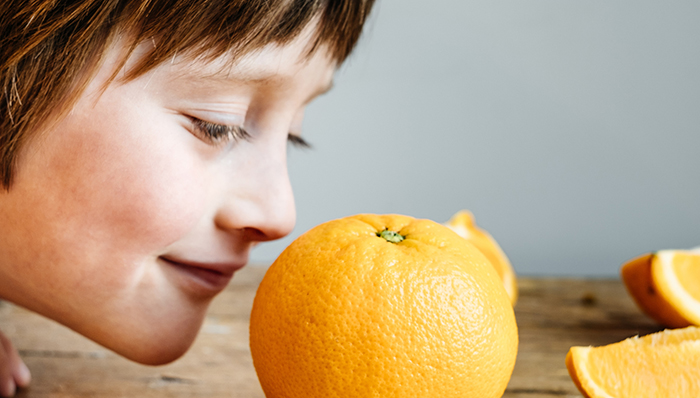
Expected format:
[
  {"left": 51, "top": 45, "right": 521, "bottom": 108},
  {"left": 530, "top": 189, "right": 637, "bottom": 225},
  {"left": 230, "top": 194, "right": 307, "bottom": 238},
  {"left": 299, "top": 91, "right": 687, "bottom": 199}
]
[{"left": 0, "top": 265, "right": 662, "bottom": 398}]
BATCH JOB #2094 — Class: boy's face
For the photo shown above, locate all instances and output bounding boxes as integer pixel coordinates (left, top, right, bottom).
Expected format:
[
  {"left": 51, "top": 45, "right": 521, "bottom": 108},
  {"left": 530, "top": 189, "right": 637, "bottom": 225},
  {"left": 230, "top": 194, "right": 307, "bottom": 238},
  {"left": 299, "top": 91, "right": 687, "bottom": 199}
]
[{"left": 0, "top": 29, "right": 334, "bottom": 364}]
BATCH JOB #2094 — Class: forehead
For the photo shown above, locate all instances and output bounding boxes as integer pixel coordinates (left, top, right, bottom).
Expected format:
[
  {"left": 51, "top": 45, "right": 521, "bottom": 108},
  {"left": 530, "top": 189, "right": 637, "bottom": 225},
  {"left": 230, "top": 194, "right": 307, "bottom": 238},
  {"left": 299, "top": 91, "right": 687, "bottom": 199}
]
[
  {"left": 162, "top": 20, "right": 336, "bottom": 88},
  {"left": 186, "top": 44, "right": 333, "bottom": 85}
]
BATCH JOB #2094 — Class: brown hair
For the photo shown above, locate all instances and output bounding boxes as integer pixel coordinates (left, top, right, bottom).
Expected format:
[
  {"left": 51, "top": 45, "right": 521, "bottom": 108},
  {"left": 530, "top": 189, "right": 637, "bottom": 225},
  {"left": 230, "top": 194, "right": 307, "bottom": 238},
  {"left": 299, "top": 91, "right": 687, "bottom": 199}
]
[{"left": 0, "top": 0, "right": 375, "bottom": 189}]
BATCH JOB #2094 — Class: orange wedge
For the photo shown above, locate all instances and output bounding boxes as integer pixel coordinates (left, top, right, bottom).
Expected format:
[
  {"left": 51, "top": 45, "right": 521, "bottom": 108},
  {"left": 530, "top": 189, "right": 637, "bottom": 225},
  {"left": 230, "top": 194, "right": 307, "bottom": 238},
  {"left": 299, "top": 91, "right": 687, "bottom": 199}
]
[
  {"left": 621, "top": 250, "right": 700, "bottom": 328},
  {"left": 444, "top": 210, "right": 517, "bottom": 305},
  {"left": 566, "top": 326, "right": 700, "bottom": 398}
]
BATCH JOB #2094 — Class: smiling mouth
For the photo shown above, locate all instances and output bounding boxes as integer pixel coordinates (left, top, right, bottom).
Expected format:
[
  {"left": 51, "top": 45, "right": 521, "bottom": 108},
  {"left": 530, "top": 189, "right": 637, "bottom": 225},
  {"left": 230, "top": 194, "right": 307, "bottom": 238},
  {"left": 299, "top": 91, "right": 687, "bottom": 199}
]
[{"left": 159, "top": 256, "right": 244, "bottom": 295}]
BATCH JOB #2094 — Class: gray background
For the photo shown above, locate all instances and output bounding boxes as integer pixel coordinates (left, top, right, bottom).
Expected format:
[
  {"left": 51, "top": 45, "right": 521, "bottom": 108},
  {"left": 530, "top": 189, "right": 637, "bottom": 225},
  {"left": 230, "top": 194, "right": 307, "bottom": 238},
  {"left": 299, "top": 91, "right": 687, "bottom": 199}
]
[{"left": 250, "top": 1, "right": 700, "bottom": 276}]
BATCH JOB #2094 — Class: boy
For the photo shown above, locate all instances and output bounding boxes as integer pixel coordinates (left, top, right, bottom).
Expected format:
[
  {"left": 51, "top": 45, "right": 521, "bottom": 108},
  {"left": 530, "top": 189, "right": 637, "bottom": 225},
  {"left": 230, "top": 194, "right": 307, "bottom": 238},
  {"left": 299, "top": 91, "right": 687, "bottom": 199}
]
[{"left": 0, "top": 0, "right": 375, "bottom": 396}]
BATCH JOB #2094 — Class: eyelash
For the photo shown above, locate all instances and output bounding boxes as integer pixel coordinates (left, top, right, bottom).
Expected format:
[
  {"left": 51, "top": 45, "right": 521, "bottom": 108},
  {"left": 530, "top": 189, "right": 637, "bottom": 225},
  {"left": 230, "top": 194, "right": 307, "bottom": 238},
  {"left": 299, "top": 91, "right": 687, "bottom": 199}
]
[
  {"left": 190, "top": 117, "right": 250, "bottom": 145},
  {"left": 189, "top": 117, "right": 312, "bottom": 149},
  {"left": 288, "top": 134, "right": 312, "bottom": 149}
]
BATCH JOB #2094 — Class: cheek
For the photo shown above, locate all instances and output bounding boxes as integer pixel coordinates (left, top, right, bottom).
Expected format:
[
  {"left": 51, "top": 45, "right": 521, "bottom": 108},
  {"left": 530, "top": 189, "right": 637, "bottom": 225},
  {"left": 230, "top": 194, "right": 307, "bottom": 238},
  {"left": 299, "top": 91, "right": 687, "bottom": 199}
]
[
  {"left": 86, "top": 145, "right": 203, "bottom": 251},
  {"left": 23, "top": 100, "right": 207, "bottom": 267}
]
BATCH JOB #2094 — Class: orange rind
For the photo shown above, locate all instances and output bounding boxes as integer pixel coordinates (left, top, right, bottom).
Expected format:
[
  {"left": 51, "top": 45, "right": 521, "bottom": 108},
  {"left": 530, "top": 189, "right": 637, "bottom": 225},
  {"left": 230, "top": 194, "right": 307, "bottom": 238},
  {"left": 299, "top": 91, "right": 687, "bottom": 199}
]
[
  {"left": 250, "top": 214, "right": 518, "bottom": 398},
  {"left": 621, "top": 249, "right": 700, "bottom": 328}
]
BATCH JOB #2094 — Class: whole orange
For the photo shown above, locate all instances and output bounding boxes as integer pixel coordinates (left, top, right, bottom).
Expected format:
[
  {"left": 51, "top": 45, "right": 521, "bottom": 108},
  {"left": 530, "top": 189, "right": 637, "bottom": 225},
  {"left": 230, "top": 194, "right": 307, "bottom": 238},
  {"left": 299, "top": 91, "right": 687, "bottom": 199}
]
[{"left": 249, "top": 214, "right": 518, "bottom": 398}]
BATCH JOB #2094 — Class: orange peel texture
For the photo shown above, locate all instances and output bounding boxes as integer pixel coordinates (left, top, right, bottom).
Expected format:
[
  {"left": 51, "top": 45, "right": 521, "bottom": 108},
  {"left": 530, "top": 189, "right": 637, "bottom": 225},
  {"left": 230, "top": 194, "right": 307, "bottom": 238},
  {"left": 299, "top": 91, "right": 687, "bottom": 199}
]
[{"left": 250, "top": 214, "right": 518, "bottom": 398}]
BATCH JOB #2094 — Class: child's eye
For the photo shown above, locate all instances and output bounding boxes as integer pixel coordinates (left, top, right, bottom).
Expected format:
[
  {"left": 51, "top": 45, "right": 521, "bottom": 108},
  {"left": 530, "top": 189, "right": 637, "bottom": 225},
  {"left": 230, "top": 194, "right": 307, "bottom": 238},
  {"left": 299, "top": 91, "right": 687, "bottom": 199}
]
[
  {"left": 188, "top": 116, "right": 312, "bottom": 149},
  {"left": 288, "top": 134, "right": 312, "bottom": 149},
  {"left": 189, "top": 117, "right": 251, "bottom": 146}
]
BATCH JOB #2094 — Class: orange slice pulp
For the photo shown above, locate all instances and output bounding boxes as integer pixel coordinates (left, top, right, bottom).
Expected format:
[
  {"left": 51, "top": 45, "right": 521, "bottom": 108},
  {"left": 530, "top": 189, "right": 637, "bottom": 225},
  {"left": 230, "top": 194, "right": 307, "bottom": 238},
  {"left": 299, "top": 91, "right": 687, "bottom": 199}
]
[
  {"left": 566, "top": 326, "right": 700, "bottom": 398},
  {"left": 621, "top": 249, "right": 700, "bottom": 328}
]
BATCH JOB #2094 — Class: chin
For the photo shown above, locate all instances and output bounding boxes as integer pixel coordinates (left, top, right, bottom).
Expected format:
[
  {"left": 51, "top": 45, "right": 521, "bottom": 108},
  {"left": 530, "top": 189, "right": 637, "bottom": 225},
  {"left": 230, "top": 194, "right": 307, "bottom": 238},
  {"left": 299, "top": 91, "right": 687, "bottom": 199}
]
[
  {"left": 121, "top": 339, "right": 195, "bottom": 366},
  {"left": 78, "top": 309, "right": 208, "bottom": 366},
  {"left": 105, "top": 327, "right": 201, "bottom": 365}
]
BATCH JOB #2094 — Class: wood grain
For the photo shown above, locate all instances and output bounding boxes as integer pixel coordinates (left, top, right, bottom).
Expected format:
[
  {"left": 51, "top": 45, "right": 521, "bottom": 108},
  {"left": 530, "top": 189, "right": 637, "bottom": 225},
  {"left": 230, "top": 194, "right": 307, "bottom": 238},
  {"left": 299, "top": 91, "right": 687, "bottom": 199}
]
[{"left": 0, "top": 266, "right": 661, "bottom": 397}]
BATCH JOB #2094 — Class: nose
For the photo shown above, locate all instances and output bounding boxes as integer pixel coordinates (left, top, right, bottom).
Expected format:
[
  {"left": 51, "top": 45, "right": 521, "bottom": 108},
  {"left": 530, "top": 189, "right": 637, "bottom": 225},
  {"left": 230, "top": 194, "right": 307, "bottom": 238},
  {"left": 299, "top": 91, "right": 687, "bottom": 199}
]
[{"left": 213, "top": 145, "right": 296, "bottom": 243}]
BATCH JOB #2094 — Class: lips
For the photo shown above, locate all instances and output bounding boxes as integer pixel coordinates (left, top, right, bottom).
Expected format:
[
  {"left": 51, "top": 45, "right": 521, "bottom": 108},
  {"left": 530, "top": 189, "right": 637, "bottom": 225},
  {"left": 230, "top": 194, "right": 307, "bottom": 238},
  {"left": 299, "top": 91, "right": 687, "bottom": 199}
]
[{"left": 159, "top": 255, "right": 246, "bottom": 295}]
